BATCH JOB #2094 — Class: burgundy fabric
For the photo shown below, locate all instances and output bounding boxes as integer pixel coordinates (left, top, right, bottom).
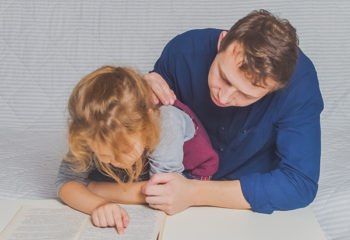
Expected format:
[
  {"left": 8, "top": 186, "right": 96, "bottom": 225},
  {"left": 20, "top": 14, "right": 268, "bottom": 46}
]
[{"left": 173, "top": 100, "right": 219, "bottom": 178}]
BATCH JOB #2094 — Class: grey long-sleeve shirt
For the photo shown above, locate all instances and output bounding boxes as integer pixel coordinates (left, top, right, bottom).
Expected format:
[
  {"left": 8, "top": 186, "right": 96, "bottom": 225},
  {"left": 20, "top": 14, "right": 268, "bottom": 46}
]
[{"left": 56, "top": 105, "right": 195, "bottom": 194}]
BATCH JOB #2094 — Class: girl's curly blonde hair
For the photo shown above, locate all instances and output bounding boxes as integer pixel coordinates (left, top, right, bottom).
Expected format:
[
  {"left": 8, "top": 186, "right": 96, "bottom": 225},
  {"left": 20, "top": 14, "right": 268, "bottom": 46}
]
[{"left": 66, "top": 66, "right": 160, "bottom": 184}]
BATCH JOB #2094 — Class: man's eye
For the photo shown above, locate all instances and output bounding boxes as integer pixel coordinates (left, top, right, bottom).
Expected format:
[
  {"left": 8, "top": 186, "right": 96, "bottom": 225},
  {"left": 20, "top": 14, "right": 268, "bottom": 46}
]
[
  {"left": 242, "top": 93, "right": 254, "bottom": 99},
  {"left": 100, "top": 155, "right": 111, "bottom": 161},
  {"left": 222, "top": 78, "right": 232, "bottom": 86}
]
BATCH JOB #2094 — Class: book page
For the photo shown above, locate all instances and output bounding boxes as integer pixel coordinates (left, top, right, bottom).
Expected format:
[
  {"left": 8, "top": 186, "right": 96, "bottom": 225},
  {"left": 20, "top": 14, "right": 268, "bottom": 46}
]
[
  {"left": 0, "top": 204, "right": 165, "bottom": 240},
  {"left": 78, "top": 204, "right": 165, "bottom": 240},
  {"left": 0, "top": 205, "right": 87, "bottom": 240}
]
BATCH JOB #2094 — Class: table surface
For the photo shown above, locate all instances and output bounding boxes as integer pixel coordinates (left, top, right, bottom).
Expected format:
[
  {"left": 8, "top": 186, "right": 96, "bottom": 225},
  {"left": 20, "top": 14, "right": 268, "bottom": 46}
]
[{"left": 0, "top": 199, "right": 326, "bottom": 240}]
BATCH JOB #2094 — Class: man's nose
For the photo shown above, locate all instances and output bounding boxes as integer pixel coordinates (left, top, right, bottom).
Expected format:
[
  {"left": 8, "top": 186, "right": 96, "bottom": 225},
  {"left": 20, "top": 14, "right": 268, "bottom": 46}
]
[{"left": 218, "top": 88, "right": 235, "bottom": 104}]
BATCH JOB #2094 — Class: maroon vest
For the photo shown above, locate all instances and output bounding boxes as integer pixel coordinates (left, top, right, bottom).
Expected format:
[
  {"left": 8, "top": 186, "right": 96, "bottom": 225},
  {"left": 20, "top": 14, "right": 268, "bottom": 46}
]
[{"left": 173, "top": 100, "right": 219, "bottom": 179}]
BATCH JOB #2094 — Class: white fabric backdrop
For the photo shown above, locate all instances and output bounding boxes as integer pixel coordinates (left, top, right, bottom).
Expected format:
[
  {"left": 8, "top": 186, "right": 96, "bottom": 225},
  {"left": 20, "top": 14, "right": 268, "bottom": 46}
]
[{"left": 0, "top": 1, "right": 349, "bottom": 239}]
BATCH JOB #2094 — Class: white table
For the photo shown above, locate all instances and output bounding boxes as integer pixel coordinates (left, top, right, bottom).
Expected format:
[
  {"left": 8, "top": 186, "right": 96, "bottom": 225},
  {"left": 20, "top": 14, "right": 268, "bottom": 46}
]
[
  {"left": 0, "top": 199, "right": 326, "bottom": 240},
  {"left": 161, "top": 205, "right": 327, "bottom": 240}
]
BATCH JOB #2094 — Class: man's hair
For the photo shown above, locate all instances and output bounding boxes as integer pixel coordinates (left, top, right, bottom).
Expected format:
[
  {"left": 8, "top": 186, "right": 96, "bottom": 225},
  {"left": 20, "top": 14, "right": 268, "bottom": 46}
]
[
  {"left": 219, "top": 9, "right": 299, "bottom": 87},
  {"left": 66, "top": 66, "right": 160, "bottom": 184}
]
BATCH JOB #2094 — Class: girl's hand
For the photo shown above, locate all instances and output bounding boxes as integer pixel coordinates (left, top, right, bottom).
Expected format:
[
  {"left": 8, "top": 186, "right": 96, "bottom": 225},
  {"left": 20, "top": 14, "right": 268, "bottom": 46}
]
[{"left": 91, "top": 202, "right": 130, "bottom": 235}]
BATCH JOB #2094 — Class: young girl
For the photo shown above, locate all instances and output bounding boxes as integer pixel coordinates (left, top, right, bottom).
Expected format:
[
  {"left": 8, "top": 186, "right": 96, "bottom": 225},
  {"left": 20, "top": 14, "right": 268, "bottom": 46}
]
[{"left": 56, "top": 66, "right": 218, "bottom": 234}]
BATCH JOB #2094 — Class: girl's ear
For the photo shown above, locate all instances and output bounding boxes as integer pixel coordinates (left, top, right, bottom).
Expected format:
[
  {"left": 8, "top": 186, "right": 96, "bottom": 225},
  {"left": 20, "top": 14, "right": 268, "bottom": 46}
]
[{"left": 148, "top": 108, "right": 155, "bottom": 117}]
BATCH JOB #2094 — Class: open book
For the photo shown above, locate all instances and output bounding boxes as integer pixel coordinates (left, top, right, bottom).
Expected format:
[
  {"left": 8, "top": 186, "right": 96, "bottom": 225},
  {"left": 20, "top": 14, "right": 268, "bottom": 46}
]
[{"left": 0, "top": 204, "right": 166, "bottom": 240}]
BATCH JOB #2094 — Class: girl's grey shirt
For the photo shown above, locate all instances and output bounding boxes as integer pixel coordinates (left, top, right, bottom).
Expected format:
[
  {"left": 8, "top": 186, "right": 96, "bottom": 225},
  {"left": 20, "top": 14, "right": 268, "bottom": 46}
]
[{"left": 56, "top": 105, "right": 195, "bottom": 194}]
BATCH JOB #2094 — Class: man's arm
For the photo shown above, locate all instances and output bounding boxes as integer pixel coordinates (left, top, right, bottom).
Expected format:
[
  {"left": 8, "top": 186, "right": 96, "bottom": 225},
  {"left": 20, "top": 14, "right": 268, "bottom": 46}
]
[
  {"left": 142, "top": 103, "right": 322, "bottom": 215},
  {"left": 142, "top": 70, "right": 323, "bottom": 215},
  {"left": 141, "top": 173, "right": 250, "bottom": 215},
  {"left": 238, "top": 68, "right": 324, "bottom": 213},
  {"left": 192, "top": 178, "right": 251, "bottom": 209}
]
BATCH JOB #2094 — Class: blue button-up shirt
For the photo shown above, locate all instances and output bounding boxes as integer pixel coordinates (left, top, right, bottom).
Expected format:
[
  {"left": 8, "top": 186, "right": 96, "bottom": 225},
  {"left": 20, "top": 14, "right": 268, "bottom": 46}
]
[{"left": 151, "top": 28, "right": 324, "bottom": 213}]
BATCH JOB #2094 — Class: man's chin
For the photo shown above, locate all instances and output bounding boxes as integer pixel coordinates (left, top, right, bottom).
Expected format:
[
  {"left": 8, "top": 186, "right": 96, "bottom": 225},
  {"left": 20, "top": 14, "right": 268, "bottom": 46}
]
[
  {"left": 210, "top": 94, "right": 227, "bottom": 107},
  {"left": 209, "top": 94, "right": 250, "bottom": 107}
]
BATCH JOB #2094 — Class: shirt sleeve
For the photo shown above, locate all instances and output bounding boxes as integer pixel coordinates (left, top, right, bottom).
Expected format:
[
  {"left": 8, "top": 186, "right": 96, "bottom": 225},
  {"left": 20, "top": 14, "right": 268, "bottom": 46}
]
[
  {"left": 55, "top": 152, "right": 93, "bottom": 196},
  {"left": 240, "top": 69, "right": 324, "bottom": 214},
  {"left": 149, "top": 105, "right": 195, "bottom": 176}
]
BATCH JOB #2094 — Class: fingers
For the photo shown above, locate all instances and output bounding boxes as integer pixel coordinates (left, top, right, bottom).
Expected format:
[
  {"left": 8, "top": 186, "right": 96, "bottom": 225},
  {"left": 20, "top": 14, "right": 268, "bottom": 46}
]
[
  {"left": 171, "top": 90, "right": 177, "bottom": 101},
  {"left": 111, "top": 205, "right": 130, "bottom": 235},
  {"left": 92, "top": 208, "right": 108, "bottom": 227},
  {"left": 149, "top": 173, "right": 176, "bottom": 185},
  {"left": 142, "top": 173, "right": 188, "bottom": 216},
  {"left": 106, "top": 209, "right": 115, "bottom": 227},
  {"left": 152, "top": 81, "right": 174, "bottom": 105},
  {"left": 145, "top": 196, "right": 169, "bottom": 205},
  {"left": 142, "top": 173, "right": 181, "bottom": 196},
  {"left": 91, "top": 211, "right": 100, "bottom": 227},
  {"left": 149, "top": 203, "right": 174, "bottom": 215},
  {"left": 114, "top": 214, "right": 125, "bottom": 234},
  {"left": 91, "top": 203, "right": 129, "bottom": 235},
  {"left": 151, "top": 92, "right": 160, "bottom": 105},
  {"left": 142, "top": 182, "right": 167, "bottom": 196},
  {"left": 144, "top": 72, "right": 176, "bottom": 105},
  {"left": 120, "top": 207, "right": 130, "bottom": 228},
  {"left": 149, "top": 204, "right": 163, "bottom": 211},
  {"left": 159, "top": 85, "right": 176, "bottom": 105}
]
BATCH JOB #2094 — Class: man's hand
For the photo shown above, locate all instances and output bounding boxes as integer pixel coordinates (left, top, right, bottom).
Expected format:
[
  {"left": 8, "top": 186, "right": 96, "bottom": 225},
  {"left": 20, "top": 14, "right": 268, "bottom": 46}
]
[
  {"left": 141, "top": 173, "right": 195, "bottom": 215},
  {"left": 143, "top": 72, "right": 176, "bottom": 105},
  {"left": 91, "top": 202, "right": 130, "bottom": 235}
]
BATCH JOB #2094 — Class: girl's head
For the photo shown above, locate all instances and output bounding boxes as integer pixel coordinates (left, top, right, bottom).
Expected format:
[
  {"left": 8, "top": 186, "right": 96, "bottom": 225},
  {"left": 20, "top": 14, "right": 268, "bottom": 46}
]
[{"left": 66, "top": 66, "right": 160, "bottom": 184}]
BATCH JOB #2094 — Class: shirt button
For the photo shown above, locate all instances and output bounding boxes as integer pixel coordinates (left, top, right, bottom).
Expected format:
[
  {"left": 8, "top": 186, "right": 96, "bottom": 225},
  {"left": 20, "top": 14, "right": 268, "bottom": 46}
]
[
  {"left": 219, "top": 147, "right": 224, "bottom": 152},
  {"left": 220, "top": 126, "right": 225, "bottom": 131}
]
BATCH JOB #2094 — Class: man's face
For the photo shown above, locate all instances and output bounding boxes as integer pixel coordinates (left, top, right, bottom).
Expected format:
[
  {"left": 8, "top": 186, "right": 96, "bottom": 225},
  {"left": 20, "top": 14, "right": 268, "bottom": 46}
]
[{"left": 208, "top": 37, "right": 278, "bottom": 107}]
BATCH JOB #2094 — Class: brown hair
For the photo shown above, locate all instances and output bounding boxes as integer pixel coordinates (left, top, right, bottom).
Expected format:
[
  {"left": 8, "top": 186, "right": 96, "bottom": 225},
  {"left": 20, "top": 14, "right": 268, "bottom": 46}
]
[
  {"left": 219, "top": 9, "right": 299, "bottom": 87},
  {"left": 66, "top": 66, "right": 160, "bottom": 184}
]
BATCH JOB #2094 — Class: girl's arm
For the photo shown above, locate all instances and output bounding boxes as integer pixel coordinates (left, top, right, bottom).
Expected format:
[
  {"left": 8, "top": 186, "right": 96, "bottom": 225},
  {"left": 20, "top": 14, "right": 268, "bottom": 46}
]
[
  {"left": 88, "top": 105, "right": 194, "bottom": 204},
  {"left": 56, "top": 159, "right": 110, "bottom": 214},
  {"left": 56, "top": 156, "right": 143, "bottom": 232},
  {"left": 59, "top": 181, "right": 130, "bottom": 234},
  {"left": 85, "top": 106, "right": 191, "bottom": 204},
  {"left": 87, "top": 181, "right": 146, "bottom": 204},
  {"left": 58, "top": 181, "right": 109, "bottom": 214},
  {"left": 57, "top": 157, "right": 146, "bottom": 207}
]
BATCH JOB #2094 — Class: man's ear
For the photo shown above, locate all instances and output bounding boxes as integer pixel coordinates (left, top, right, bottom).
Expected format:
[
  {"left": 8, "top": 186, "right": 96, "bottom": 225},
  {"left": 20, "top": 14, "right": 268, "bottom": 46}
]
[{"left": 217, "top": 31, "right": 228, "bottom": 51}]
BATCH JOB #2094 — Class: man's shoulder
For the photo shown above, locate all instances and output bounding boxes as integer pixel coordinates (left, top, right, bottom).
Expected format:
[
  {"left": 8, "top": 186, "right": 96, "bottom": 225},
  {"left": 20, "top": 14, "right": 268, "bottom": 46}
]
[
  {"left": 164, "top": 28, "right": 222, "bottom": 54},
  {"left": 280, "top": 48, "right": 318, "bottom": 93},
  {"left": 295, "top": 49, "right": 317, "bottom": 75},
  {"left": 272, "top": 48, "right": 323, "bottom": 116},
  {"left": 172, "top": 28, "right": 223, "bottom": 42}
]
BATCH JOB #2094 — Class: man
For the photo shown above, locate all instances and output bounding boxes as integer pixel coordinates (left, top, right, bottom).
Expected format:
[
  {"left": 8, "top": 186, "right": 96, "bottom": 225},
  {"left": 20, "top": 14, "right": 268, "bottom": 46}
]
[{"left": 141, "top": 9, "right": 324, "bottom": 214}]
